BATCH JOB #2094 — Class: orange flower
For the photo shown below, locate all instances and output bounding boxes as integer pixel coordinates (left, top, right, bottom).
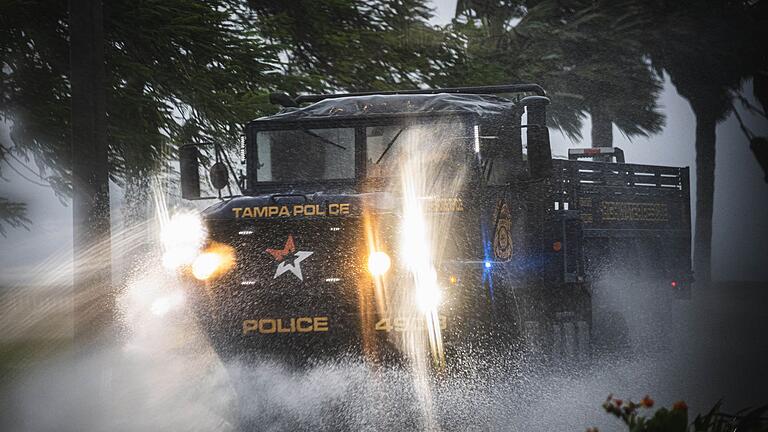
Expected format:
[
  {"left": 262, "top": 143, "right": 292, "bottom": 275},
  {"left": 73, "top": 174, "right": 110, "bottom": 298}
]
[
  {"left": 672, "top": 400, "right": 688, "bottom": 411},
  {"left": 640, "top": 395, "right": 654, "bottom": 408}
]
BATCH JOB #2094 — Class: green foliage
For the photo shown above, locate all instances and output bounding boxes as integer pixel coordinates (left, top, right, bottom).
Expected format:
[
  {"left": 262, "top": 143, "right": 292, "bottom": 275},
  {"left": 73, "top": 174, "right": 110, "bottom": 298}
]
[
  {"left": 438, "top": 3, "right": 586, "bottom": 139},
  {"left": 0, "top": 0, "right": 281, "bottom": 197},
  {"left": 0, "top": 0, "right": 458, "bottom": 226},
  {"left": 447, "top": 0, "right": 665, "bottom": 143},
  {"left": 538, "top": 0, "right": 664, "bottom": 140},
  {"left": 692, "top": 401, "right": 768, "bottom": 432},
  {"left": 592, "top": 395, "right": 768, "bottom": 432},
  {"left": 247, "top": 0, "right": 460, "bottom": 92},
  {"left": 641, "top": 0, "right": 763, "bottom": 117}
]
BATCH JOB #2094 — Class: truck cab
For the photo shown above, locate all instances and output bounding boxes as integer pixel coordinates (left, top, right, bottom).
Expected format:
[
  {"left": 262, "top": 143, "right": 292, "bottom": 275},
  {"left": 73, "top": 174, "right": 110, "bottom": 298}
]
[{"left": 170, "top": 84, "right": 690, "bottom": 370}]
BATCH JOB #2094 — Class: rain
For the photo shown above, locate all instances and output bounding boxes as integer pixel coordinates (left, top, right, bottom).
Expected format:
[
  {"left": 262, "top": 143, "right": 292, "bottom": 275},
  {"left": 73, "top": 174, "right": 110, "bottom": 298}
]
[{"left": 2, "top": 1, "right": 767, "bottom": 431}]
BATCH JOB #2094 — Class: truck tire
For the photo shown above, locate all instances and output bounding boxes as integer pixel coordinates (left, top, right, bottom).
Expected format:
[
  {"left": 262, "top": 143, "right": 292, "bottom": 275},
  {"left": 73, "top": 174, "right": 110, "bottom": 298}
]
[
  {"left": 523, "top": 285, "right": 592, "bottom": 367},
  {"left": 551, "top": 312, "right": 591, "bottom": 364}
]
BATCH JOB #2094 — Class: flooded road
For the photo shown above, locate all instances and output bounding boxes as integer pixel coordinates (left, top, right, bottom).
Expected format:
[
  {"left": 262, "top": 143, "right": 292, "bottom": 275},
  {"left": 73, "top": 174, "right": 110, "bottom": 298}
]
[{"left": 2, "top": 276, "right": 765, "bottom": 431}]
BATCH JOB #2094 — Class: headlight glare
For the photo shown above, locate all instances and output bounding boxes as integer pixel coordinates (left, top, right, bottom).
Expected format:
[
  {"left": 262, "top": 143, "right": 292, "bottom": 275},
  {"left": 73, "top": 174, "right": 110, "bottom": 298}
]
[
  {"left": 367, "top": 251, "right": 391, "bottom": 276},
  {"left": 191, "top": 244, "right": 235, "bottom": 281},
  {"left": 192, "top": 252, "right": 223, "bottom": 280},
  {"left": 161, "top": 213, "right": 206, "bottom": 270}
]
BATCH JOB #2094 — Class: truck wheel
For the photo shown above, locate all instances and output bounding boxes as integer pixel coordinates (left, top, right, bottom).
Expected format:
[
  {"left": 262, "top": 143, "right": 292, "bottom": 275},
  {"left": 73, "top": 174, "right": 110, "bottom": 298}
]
[
  {"left": 519, "top": 285, "right": 592, "bottom": 368},
  {"left": 551, "top": 314, "right": 591, "bottom": 364},
  {"left": 546, "top": 288, "right": 593, "bottom": 367}
]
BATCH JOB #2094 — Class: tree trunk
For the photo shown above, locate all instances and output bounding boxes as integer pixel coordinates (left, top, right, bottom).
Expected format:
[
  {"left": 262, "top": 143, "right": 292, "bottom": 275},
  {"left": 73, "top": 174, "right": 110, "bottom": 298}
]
[
  {"left": 70, "top": 0, "right": 112, "bottom": 345},
  {"left": 590, "top": 106, "right": 613, "bottom": 148},
  {"left": 692, "top": 107, "right": 717, "bottom": 284}
]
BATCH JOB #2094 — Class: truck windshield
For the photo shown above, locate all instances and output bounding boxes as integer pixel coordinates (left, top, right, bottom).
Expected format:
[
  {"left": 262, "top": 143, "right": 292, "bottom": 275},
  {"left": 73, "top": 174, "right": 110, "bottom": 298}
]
[
  {"left": 253, "top": 121, "right": 472, "bottom": 185},
  {"left": 256, "top": 128, "right": 356, "bottom": 182},
  {"left": 365, "top": 123, "right": 470, "bottom": 180}
]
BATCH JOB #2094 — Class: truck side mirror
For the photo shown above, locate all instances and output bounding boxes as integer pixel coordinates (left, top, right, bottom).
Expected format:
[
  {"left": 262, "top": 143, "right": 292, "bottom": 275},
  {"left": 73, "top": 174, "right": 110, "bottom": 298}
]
[
  {"left": 209, "top": 162, "right": 229, "bottom": 191},
  {"left": 180, "top": 145, "right": 201, "bottom": 200},
  {"left": 520, "top": 96, "right": 553, "bottom": 179}
]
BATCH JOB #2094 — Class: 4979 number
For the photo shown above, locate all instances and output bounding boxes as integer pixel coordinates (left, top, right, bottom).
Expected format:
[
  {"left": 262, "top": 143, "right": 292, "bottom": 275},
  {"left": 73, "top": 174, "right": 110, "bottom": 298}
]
[{"left": 374, "top": 316, "right": 447, "bottom": 332}]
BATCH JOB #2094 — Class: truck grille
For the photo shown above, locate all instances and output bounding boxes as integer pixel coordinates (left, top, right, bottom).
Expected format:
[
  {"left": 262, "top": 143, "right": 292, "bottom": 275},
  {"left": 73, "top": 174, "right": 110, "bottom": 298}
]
[{"left": 207, "top": 218, "right": 367, "bottom": 317}]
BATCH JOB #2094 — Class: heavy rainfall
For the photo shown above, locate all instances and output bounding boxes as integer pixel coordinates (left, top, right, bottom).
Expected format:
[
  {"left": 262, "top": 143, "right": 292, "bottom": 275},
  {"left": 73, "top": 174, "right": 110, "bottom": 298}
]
[{"left": 1, "top": 1, "right": 768, "bottom": 431}]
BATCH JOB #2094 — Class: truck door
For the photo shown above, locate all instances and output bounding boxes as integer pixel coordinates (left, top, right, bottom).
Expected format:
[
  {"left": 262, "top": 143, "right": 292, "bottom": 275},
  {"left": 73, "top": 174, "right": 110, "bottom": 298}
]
[{"left": 477, "top": 118, "right": 526, "bottom": 316}]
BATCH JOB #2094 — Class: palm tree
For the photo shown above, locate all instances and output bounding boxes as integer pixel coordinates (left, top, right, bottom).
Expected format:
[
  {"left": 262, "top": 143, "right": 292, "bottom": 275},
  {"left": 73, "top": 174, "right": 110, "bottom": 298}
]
[
  {"left": 446, "top": 0, "right": 588, "bottom": 139},
  {"left": 248, "top": 0, "right": 458, "bottom": 93},
  {"left": 556, "top": 2, "right": 664, "bottom": 150},
  {"left": 69, "top": 0, "right": 112, "bottom": 342},
  {"left": 644, "top": 0, "right": 766, "bottom": 283},
  {"left": 452, "top": 0, "right": 665, "bottom": 148}
]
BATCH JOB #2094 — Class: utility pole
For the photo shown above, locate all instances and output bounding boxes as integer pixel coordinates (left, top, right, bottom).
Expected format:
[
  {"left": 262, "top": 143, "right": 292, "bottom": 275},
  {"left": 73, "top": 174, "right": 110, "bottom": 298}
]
[{"left": 69, "top": 0, "right": 113, "bottom": 346}]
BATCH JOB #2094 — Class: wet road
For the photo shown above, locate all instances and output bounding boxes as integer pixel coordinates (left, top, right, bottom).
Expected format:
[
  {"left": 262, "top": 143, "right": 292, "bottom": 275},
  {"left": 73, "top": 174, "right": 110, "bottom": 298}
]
[{"left": 2, "top": 279, "right": 767, "bottom": 431}]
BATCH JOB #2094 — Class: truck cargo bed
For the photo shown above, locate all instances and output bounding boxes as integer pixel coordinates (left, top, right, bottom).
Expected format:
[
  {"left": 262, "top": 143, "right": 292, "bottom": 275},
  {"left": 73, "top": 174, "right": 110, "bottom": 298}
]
[{"left": 552, "top": 159, "right": 693, "bottom": 283}]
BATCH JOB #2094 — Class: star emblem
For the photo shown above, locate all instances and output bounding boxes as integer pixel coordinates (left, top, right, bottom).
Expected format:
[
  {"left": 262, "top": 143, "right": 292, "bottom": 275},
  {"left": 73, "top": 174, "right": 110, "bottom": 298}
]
[{"left": 265, "top": 235, "right": 313, "bottom": 281}]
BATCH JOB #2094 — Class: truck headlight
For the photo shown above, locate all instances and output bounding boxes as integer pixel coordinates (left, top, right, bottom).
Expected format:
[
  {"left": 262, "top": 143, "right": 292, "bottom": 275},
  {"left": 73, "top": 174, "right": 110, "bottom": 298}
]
[
  {"left": 367, "top": 251, "right": 391, "bottom": 276},
  {"left": 191, "top": 245, "right": 234, "bottom": 280},
  {"left": 161, "top": 213, "right": 206, "bottom": 269}
]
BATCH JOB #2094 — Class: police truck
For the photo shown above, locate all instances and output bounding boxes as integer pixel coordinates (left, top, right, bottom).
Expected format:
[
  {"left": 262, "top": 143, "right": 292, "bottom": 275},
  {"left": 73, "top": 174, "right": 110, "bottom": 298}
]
[{"left": 164, "top": 84, "right": 692, "bottom": 370}]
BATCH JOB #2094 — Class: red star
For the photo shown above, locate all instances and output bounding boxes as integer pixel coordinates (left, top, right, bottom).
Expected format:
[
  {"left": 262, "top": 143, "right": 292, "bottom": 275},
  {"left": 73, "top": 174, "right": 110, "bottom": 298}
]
[{"left": 265, "top": 235, "right": 296, "bottom": 262}]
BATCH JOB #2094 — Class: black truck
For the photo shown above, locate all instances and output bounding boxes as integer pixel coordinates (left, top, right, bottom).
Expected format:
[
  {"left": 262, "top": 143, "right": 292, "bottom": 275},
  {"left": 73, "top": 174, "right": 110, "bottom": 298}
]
[{"left": 170, "top": 84, "right": 692, "bottom": 371}]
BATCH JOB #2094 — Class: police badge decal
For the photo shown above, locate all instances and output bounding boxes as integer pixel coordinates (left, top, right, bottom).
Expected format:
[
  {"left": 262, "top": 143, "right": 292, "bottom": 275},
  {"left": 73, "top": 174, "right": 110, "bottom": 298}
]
[{"left": 493, "top": 201, "right": 513, "bottom": 261}]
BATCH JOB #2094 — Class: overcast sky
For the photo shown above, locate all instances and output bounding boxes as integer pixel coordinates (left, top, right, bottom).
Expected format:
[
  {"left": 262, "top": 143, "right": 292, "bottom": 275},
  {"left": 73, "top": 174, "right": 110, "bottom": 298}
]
[{"left": 1, "top": 1, "right": 766, "bottom": 284}]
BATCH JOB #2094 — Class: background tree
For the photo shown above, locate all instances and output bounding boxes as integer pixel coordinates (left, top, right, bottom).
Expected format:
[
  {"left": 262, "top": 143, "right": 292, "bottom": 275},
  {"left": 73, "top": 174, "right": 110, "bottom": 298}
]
[
  {"left": 69, "top": 0, "right": 111, "bottom": 342},
  {"left": 643, "top": 0, "right": 767, "bottom": 283},
  {"left": 537, "top": 1, "right": 664, "bottom": 150},
  {"left": 451, "top": 0, "right": 664, "bottom": 149},
  {"left": 247, "top": 0, "right": 460, "bottom": 93},
  {"left": 1, "top": 0, "right": 284, "bottom": 242},
  {"left": 444, "top": 1, "right": 587, "bottom": 139},
  {"left": 1, "top": 0, "right": 281, "bottom": 338},
  {"left": 0, "top": 147, "right": 32, "bottom": 236}
]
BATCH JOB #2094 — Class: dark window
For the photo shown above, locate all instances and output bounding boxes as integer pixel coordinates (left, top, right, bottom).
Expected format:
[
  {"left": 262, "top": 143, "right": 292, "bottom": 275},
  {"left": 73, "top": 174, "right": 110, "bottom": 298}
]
[{"left": 255, "top": 128, "right": 355, "bottom": 183}]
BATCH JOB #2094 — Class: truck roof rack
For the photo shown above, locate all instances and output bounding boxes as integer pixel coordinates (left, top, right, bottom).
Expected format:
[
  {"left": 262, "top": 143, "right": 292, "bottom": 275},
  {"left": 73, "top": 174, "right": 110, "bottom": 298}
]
[{"left": 269, "top": 84, "right": 546, "bottom": 107}]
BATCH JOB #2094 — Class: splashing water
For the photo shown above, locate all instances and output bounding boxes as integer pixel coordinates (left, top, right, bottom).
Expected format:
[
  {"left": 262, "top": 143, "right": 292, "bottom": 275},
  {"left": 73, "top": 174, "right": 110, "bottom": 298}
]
[
  {"left": 0, "top": 123, "right": 478, "bottom": 430},
  {"left": 0, "top": 125, "right": 482, "bottom": 431},
  {"left": 1, "top": 146, "right": 762, "bottom": 431},
  {"left": 365, "top": 121, "right": 472, "bottom": 430}
]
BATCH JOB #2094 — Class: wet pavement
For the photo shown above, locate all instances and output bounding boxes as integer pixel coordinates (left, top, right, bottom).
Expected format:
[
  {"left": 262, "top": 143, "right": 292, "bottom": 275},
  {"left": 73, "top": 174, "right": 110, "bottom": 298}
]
[{"left": 1, "top": 279, "right": 766, "bottom": 431}]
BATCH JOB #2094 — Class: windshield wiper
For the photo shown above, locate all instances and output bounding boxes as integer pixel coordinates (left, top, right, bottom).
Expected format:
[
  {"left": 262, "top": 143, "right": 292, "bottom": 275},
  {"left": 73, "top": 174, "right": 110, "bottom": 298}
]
[
  {"left": 300, "top": 129, "right": 347, "bottom": 150},
  {"left": 375, "top": 128, "right": 406, "bottom": 164}
]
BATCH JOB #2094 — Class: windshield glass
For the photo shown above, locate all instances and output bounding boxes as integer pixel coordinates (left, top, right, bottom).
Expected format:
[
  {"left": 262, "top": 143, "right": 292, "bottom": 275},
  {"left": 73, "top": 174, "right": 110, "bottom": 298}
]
[
  {"left": 256, "top": 128, "right": 355, "bottom": 182},
  {"left": 365, "top": 122, "right": 472, "bottom": 180},
  {"left": 253, "top": 121, "right": 473, "bottom": 185}
]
